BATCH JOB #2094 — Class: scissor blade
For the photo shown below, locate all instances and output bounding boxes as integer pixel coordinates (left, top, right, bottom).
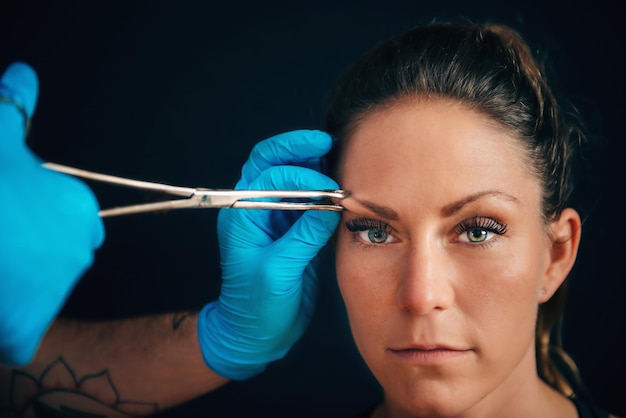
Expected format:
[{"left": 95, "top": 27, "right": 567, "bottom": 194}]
[{"left": 193, "top": 189, "right": 346, "bottom": 211}]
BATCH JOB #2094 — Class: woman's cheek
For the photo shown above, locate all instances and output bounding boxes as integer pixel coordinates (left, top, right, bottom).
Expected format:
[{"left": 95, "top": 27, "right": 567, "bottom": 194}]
[
  {"left": 462, "top": 241, "right": 541, "bottom": 300},
  {"left": 336, "top": 239, "right": 403, "bottom": 307}
]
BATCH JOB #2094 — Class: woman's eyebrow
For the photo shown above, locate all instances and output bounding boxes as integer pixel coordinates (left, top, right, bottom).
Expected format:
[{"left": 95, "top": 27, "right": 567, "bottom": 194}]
[
  {"left": 348, "top": 190, "right": 520, "bottom": 220},
  {"left": 440, "top": 190, "right": 522, "bottom": 217},
  {"left": 350, "top": 199, "right": 400, "bottom": 220}
]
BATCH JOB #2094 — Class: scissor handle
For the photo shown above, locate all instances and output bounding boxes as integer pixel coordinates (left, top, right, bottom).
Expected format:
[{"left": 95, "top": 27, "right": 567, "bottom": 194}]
[{"left": 42, "top": 162, "right": 195, "bottom": 197}]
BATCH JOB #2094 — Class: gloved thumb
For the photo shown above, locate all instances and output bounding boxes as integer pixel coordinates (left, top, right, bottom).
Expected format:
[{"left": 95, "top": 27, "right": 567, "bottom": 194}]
[{"left": 0, "top": 62, "right": 39, "bottom": 159}]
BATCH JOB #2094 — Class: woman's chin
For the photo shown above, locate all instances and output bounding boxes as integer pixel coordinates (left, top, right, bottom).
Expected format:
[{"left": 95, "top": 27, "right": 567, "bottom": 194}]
[{"left": 381, "top": 384, "right": 478, "bottom": 418}]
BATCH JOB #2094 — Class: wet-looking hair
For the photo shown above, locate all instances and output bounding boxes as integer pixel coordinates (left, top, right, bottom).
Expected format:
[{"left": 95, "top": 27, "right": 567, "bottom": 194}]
[{"left": 325, "top": 21, "right": 588, "bottom": 397}]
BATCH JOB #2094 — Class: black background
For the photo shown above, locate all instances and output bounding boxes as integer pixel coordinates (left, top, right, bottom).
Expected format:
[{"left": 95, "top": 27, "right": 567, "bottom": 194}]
[{"left": 1, "top": 1, "right": 624, "bottom": 417}]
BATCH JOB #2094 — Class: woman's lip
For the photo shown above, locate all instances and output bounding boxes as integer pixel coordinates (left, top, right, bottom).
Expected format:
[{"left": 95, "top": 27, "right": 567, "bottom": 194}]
[
  {"left": 389, "top": 343, "right": 468, "bottom": 351},
  {"left": 387, "top": 347, "right": 473, "bottom": 365}
]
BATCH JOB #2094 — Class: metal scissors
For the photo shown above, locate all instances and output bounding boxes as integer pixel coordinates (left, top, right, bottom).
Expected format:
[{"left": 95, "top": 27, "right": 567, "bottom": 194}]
[{"left": 43, "top": 163, "right": 346, "bottom": 217}]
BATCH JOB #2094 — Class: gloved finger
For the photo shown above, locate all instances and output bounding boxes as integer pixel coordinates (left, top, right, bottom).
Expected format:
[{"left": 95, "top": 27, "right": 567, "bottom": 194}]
[
  {"left": 246, "top": 165, "right": 340, "bottom": 244},
  {"left": 267, "top": 209, "right": 302, "bottom": 241},
  {"left": 50, "top": 173, "right": 106, "bottom": 250},
  {"left": 238, "top": 130, "right": 333, "bottom": 189},
  {"left": 294, "top": 156, "right": 323, "bottom": 173},
  {"left": 246, "top": 164, "right": 340, "bottom": 193},
  {"left": 0, "top": 62, "right": 38, "bottom": 117},
  {"left": 0, "top": 62, "right": 39, "bottom": 153},
  {"left": 274, "top": 209, "right": 340, "bottom": 262},
  {"left": 219, "top": 165, "right": 340, "bottom": 249}
]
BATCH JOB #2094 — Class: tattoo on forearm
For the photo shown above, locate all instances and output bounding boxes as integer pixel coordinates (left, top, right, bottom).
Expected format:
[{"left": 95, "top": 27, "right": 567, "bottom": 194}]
[
  {"left": 2, "top": 356, "right": 158, "bottom": 417},
  {"left": 171, "top": 313, "right": 190, "bottom": 331}
]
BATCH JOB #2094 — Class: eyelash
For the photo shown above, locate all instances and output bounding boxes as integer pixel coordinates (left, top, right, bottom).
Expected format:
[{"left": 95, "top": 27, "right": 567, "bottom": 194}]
[
  {"left": 452, "top": 216, "right": 508, "bottom": 246},
  {"left": 345, "top": 217, "right": 391, "bottom": 232},
  {"left": 345, "top": 218, "right": 396, "bottom": 247}
]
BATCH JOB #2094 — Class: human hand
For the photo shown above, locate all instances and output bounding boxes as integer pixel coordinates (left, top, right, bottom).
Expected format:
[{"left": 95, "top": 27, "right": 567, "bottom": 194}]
[
  {"left": 0, "top": 62, "right": 105, "bottom": 366},
  {"left": 197, "top": 130, "right": 340, "bottom": 380}
]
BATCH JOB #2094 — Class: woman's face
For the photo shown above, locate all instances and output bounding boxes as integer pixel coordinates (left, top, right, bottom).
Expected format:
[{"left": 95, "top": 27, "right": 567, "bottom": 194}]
[{"left": 335, "top": 98, "right": 563, "bottom": 417}]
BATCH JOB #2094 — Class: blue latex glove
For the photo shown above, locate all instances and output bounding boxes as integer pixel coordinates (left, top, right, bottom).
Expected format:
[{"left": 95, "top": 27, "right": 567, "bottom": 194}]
[
  {"left": 0, "top": 62, "right": 105, "bottom": 366},
  {"left": 197, "top": 130, "right": 340, "bottom": 380}
]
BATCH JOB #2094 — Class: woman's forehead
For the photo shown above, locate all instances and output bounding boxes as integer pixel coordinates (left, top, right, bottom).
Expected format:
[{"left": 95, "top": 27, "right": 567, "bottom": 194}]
[
  {"left": 338, "top": 99, "right": 537, "bottom": 206},
  {"left": 342, "top": 99, "right": 524, "bottom": 170}
]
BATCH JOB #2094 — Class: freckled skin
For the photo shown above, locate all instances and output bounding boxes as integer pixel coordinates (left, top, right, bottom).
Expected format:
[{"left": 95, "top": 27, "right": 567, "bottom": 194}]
[{"left": 335, "top": 98, "right": 579, "bottom": 418}]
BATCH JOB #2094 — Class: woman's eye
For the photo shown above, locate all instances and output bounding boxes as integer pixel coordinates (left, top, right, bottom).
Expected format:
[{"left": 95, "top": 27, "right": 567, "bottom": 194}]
[
  {"left": 454, "top": 216, "right": 508, "bottom": 245},
  {"left": 357, "top": 229, "right": 396, "bottom": 245},
  {"left": 345, "top": 218, "right": 397, "bottom": 246},
  {"left": 460, "top": 228, "right": 491, "bottom": 243}
]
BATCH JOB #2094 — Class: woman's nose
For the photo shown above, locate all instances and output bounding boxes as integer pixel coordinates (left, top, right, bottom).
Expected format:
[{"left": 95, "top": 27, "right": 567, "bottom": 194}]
[{"left": 395, "top": 241, "right": 455, "bottom": 315}]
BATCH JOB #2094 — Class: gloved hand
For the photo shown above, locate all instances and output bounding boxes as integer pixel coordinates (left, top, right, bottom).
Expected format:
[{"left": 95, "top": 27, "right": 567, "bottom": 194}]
[
  {"left": 197, "top": 130, "right": 340, "bottom": 380},
  {"left": 0, "top": 62, "right": 105, "bottom": 366}
]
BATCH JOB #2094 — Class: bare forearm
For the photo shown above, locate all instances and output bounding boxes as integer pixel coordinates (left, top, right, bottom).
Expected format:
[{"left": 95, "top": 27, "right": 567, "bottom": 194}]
[{"left": 0, "top": 312, "right": 229, "bottom": 417}]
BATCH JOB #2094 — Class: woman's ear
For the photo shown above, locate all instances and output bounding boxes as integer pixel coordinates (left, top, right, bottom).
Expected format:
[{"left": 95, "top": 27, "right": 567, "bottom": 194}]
[{"left": 539, "top": 208, "right": 582, "bottom": 303}]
